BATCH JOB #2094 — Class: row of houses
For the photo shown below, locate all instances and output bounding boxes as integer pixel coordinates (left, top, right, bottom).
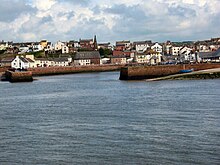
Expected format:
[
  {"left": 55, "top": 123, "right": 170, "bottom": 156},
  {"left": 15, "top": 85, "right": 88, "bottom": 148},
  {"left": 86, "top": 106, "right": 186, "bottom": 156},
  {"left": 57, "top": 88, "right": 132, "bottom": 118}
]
[
  {"left": 199, "top": 48, "right": 220, "bottom": 62},
  {"left": 0, "top": 51, "right": 163, "bottom": 70},
  {"left": 1, "top": 55, "right": 72, "bottom": 69},
  {"left": 1, "top": 37, "right": 220, "bottom": 66},
  {"left": 0, "top": 36, "right": 99, "bottom": 55},
  {"left": 1, "top": 37, "right": 220, "bottom": 54},
  {"left": 1, "top": 52, "right": 101, "bottom": 69},
  {"left": 1, "top": 47, "right": 220, "bottom": 69}
]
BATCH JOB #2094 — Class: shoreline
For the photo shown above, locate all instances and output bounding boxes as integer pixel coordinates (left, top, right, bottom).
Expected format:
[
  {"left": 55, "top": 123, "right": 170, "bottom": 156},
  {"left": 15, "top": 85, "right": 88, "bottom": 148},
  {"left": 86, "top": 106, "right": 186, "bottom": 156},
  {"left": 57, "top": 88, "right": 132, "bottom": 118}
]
[{"left": 2, "top": 64, "right": 220, "bottom": 82}]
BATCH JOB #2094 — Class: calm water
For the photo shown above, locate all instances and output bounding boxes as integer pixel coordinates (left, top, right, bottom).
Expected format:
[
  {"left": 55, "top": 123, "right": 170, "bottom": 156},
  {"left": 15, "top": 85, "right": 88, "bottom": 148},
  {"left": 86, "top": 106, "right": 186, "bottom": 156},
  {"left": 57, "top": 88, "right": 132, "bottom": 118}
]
[{"left": 0, "top": 72, "right": 219, "bottom": 165}]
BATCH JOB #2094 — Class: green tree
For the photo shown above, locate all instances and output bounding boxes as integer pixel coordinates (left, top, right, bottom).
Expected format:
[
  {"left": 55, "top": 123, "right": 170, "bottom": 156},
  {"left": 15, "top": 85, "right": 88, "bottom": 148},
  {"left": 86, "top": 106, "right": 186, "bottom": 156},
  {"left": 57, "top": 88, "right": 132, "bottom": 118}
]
[
  {"left": 99, "top": 48, "right": 105, "bottom": 56},
  {"left": 104, "top": 48, "right": 112, "bottom": 55}
]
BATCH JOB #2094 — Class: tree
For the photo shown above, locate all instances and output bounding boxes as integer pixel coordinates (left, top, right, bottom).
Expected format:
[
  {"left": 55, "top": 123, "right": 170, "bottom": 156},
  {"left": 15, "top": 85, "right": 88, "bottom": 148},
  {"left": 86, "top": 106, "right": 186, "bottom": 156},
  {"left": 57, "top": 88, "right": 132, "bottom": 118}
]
[
  {"left": 104, "top": 48, "right": 112, "bottom": 56},
  {"left": 99, "top": 48, "right": 105, "bottom": 56}
]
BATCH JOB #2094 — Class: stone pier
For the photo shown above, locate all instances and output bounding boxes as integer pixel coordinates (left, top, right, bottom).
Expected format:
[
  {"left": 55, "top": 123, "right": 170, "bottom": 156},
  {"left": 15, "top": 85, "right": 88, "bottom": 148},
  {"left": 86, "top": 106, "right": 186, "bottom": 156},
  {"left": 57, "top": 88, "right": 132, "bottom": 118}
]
[
  {"left": 120, "top": 63, "right": 220, "bottom": 80},
  {"left": 5, "top": 70, "right": 33, "bottom": 82}
]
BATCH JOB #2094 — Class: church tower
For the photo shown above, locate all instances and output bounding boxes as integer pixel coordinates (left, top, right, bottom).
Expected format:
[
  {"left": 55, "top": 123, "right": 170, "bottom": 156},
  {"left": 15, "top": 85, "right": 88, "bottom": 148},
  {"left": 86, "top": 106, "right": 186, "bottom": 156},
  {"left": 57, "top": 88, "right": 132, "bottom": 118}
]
[{"left": 93, "top": 35, "right": 98, "bottom": 51}]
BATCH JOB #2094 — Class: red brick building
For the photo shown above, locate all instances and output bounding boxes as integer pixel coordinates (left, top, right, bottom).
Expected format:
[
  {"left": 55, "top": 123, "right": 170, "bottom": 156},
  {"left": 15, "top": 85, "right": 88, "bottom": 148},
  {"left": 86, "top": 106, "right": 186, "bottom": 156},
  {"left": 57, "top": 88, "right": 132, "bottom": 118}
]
[
  {"left": 113, "top": 50, "right": 135, "bottom": 58},
  {"left": 79, "top": 35, "right": 98, "bottom": 51}
]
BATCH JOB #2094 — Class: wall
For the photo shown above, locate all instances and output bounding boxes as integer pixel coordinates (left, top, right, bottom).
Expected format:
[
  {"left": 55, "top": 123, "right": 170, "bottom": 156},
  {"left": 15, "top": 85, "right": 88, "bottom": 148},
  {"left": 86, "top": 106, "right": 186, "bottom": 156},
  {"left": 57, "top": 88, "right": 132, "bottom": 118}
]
[
  {"left": 5, "top": 70, "right": 33, "bottom": 82},
  {"left": 28, "top": 65, "right": 125, "bottom": 76},
  {"left": 120, "top": 63, "right": 220, "bottom": 80}
]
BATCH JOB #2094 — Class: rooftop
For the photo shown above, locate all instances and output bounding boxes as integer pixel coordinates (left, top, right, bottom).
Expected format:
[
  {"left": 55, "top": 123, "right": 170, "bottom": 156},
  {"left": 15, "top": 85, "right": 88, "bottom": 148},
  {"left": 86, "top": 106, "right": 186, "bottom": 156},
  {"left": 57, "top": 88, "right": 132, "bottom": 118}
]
[
  {"left": 199, "top": 48, "right": 220, "bottom": 59},
  {"left": 74, "top": 51, "right": 100, "bottom": 60}
]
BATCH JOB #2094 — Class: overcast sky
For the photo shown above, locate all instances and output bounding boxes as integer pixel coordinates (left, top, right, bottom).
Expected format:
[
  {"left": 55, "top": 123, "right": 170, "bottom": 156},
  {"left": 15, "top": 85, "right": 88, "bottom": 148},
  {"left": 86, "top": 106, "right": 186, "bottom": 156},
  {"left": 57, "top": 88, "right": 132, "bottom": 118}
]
[{"left": 0, "top": 0, "right": 220, "bottom": 43}]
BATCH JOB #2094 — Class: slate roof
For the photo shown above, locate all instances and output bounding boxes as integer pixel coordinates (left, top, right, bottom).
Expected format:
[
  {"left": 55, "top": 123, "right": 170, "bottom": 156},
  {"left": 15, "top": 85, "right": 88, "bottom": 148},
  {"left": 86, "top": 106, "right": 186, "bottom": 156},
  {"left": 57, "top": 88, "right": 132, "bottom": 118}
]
[
  {"left": 1, "top": 57, "right": 14, "bottom": 63},
  {"left": 19, "top": 56, "right": 29, "bottom": 63},
  {"left": 116, "top": 41, "right": 130, "bottom": 46},
  {"left": 36, "top": 58, "right": 51, "bottom": 61},
  {"left": 116, "top": 41, "right": 130, "bottom": 44},
  {"left": 36, "top": 57, "right": 69, "bottom": 62},
  {"left": 98, "top": 43, "right": 110, "bottom": 46},
  {"left": 74, "top": 51, "right": 101, "bottom": 60},
  {"left": 199, "top": 48, "right": 220, "bottom": 59},
  {"left": 53, "top": 57, "right": 69, "bottom": 62},
  {"left": 25, "top": 58, "right": 35, "bottom": 63},
  {"left": 133, "top": 40, "right": 152, "bottom": 45},
  {"left": 1, "top": 56, "right": 35, "bottom": 63}
]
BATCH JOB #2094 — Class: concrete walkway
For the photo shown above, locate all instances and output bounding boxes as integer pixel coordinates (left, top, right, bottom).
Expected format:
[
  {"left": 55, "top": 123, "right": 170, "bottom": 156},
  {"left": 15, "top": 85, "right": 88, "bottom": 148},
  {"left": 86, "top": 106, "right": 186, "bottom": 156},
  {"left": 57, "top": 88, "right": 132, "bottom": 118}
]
[{"left": 146, "top": 68, "right": 220, "bottom": 81}]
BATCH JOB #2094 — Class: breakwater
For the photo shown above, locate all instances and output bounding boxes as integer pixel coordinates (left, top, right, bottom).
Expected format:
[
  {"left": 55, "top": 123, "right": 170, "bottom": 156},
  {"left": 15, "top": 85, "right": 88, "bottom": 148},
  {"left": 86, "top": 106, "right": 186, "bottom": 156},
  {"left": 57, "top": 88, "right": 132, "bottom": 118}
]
[
  {"left": 28, "top": 65, "right": 125, "bottom": 76},
  {"left": 120, "top": 63, "right": 220, "bottom": 80},
  {"left": 4, "top": 70, "right": 33, "bottom": 82}
]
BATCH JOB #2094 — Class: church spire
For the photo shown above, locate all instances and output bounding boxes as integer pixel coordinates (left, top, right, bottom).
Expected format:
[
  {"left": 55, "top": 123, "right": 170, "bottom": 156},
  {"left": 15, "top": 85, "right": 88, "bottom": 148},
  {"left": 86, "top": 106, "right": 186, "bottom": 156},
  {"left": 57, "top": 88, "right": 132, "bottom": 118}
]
[{"left": 94, "top": 35, "right": 98, "bottom": 51}]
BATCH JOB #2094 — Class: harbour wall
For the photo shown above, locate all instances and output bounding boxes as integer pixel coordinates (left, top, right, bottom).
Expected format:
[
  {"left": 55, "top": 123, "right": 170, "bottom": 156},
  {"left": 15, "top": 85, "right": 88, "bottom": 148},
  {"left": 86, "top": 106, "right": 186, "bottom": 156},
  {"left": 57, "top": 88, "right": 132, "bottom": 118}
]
[
  {"left": 120, "top": 63, "right": 220, "bottom": 80},
  {"left": 28, "top": 65, "right": 125, "bottom": 76},
  {"left": 5, "top": 70, "right": 33, "bottom": 82}
]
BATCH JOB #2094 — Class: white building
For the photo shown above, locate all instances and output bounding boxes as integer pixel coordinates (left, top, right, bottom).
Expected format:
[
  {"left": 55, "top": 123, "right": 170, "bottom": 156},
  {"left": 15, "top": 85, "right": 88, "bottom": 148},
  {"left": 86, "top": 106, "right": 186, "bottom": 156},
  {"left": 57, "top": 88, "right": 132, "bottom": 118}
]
[
  {"left": 136, "top": 54, "right": 151, "bottom": 63},
  {"left": 45, "top": 43, "right": 54, "bottom": 51},
  {"left": 25, "top": 55, "right": 36, "bottom": 68},
  {"left": 18, "top": 46, "right": 29, "bottom": 54},
  {"left": 35, "top": 57, "right": 71, "bottom": 67},
  {"left": 135, "top": 41, "right": 150, "bottom": 53},
  {"left": 33, "top": 44, "right": 44, "bottom": 52},
  {"left": 151, "top": 43, "right": 163, "bottom": 53},
  {"left": 135, "top": 52, "right": 162, "bottom": 64},
  {"left": 179, "top": 46, "right": 192, "bottom": 55},
  {"left": 100, "top": 58, "right": 110, "bottom": 64},
  {"left": 62, "top": 45, "right": 69, "bottom": 54},
  {"left": 209, "top": 45, "right": 217, "bottom": 51},
  {"left": 55, "top": 41, "right": 65, "bottom": 51},
  {"left": 35, "top": 59, "right": 52, "bottom": 67},
  {"left": 171, "top": 46, "right": 182, "bottom": 56},
  {"left": 74, "top": 59, "right": 91, "bottom": 66},
  {"left": 179, "top": 47, "right": 196, "bottom": 62},
  {"left": 149, "top": 53, "right": 162, "bottom": 65},
  {"left": 73, "top": 41, "right": 80, "bottom": 48},
  {"left": 0, "top": 42, "right": 9, "bottom": 50},
  {"left": 199, "top": 45, "right": 209, "bottom": 52},
  {"left": 55, "top": 41, "right": 69, "bottom": 54},
  {"left": 10, "top": 54, "right": 72, "bottom": 68},
  {"left": 11, "top": 56, "right": 35, "bottom": 69},
  {"left": 165, "top": 44, "right": 172, "bottom": 55}
]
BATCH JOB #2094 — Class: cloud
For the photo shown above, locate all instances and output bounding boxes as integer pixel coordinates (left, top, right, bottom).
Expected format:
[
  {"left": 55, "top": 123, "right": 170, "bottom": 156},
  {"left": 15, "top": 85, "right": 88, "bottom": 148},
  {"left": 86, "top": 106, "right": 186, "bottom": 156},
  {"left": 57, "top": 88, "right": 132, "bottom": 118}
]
[
  {"left": 0, "top": 0, "right": 219, "bottom": 43},
  {"left": 57, "top": 0, "right": 90, "bottom": 7},
  {"left": 0, "top": 0, "right": 35, "bottom": 22},
  {"left": 31, "top": 0, "right": 56, "bottom": 11},
  {"left": 168, "top": 5, "right": 196, "bottom": 18}
]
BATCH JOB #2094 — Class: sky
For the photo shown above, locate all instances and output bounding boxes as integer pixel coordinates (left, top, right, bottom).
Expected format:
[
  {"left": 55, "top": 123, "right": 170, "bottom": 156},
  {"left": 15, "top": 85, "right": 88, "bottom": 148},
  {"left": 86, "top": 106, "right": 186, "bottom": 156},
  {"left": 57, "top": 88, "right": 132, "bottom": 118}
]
[{"left": 0, "top": 0, "right": 220, "bottom": 43}]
